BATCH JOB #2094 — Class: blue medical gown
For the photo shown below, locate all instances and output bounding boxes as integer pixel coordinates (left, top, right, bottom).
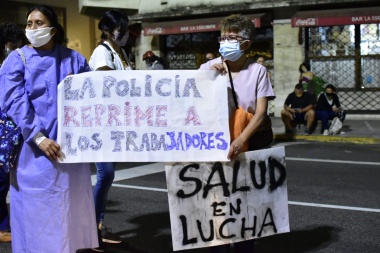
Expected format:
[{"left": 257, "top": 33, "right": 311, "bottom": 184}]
[{"left": 0, "top": 45, "right": 98, "bottom": 252}]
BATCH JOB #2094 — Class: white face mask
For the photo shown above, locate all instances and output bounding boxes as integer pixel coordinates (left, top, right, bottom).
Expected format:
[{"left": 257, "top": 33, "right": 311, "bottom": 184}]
[
  {"left": 113, "top": 31, "right": 129, "bottom": 47},
  {"left": 25, "top": 27, "right": 54, "bottom": 48}
]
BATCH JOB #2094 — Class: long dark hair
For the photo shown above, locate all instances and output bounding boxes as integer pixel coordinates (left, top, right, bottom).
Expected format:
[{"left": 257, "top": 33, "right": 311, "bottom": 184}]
[
  {"left": 98, "top": 9, "right": 129, "bottom": 41},
  {"left": 299, "top": 62, "right": 311, "bottom": 73},
  {"left": 26, "top": 5, "right": 64, "bottom": 45},
  {"left": 0, "top": 22, "right": 27, "bottom": 58}
]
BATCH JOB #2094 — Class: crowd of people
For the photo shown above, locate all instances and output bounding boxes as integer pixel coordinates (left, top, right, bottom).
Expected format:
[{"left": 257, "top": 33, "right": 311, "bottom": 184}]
[{"left": 0, "top": 3, "right": 346, "bottom": 253}]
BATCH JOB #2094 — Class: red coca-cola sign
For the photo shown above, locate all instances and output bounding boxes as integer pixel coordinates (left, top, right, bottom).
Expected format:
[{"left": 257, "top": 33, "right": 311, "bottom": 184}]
[
  {"left": 145, "top": 27, "right": 163, "bottom": 35},
  {"left": 294, "top": 18, "right": 318, "bottom": 27},
  {"left": 291, "top": 7, "right": 380, "bottom": 27}
]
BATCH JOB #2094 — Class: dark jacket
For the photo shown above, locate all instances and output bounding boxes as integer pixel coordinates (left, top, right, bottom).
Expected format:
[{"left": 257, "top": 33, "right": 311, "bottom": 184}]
[{"left": 315, "top": 93, "right": 341, "bottom": 111}]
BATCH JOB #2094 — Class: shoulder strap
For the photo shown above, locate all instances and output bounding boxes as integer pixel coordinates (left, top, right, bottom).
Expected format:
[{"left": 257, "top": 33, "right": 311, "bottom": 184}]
[
  {"left": 225, "top": 60, "right": 262, "bottom": 110},
  {"left": 15, "top": 48, "right": 26, "bottom": 66},
  {"left": 225, "top": 61, "right": 239, "bottom": 110},
  {"left": 100, "top": 43, "right": 114, "bottom": 62},
  {"left": 120, "top": 48, "right": 131, "bottom": 68}
]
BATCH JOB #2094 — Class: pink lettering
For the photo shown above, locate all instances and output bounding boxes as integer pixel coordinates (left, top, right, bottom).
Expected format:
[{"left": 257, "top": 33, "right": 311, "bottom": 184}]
[
  {"left": 155, "top": 105, "right": 168, "bottom": 127},
  {"left": 124, "top": 102, "right": 132, "bottom": 126},
  {"left": 184, "top": 106, "right": 201, "bottom": 126},
  {"left": 64, "top": 106, "right": 80, "bottom": 127},
  {"left": 81, "top": 106, "right": 92, "bottom": 127},
  {"left": 95, "top": 104, "right": 106, "bottom": 127},
  {"left": 134, "top": 106, "right": 154, "bottom": 127},
  {"left": 107, "top": 104, "right": 122, "bottom": 127}
]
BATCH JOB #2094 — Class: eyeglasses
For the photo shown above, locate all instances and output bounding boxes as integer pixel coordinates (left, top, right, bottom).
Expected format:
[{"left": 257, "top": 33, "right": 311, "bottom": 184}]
[{"left": 218, "top": 35, "right": 248, "bottom": 44}]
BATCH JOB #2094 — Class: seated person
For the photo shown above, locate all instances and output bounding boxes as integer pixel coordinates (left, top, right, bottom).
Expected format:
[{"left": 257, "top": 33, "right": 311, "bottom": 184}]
[
  {"left": 281, "top": 83, "right": 315, "bottom": 135},
  {"left": 315, "top": 84, "right": 346, "bottom": 135}
]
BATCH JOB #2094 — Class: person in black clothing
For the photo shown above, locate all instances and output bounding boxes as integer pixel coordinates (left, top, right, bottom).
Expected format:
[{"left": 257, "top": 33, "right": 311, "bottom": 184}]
[
  {"left": 0, "top": 22, "right": 27, "bottom": 66},
  {"left": 315, "top": 84, "right": 346, "bottom": 135},
  {"left": 281, "top": 83, "right": 315, "bottom": 135},
  {"left": 0, "top": 22, "right": 27, "bottom": 243}
]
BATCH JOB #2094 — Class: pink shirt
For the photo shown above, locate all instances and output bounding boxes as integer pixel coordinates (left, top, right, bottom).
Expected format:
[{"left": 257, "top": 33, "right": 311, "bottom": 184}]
[{"left": 200, "top": 57, "right": 275, "bottom": 115}]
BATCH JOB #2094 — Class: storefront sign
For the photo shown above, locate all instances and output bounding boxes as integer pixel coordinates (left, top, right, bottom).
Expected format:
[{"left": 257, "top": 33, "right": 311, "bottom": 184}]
[
  {"left": 292, "top": 7, "right": 380, "bottom": 27},
  {"left": 144, "top": 14, "right": 265, "bottom": 35}
]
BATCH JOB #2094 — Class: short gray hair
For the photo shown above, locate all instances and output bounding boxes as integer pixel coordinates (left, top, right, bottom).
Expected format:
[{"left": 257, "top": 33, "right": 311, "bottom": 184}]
[{"left": 220, "top": 14, "right": 256, "bottom": 43}]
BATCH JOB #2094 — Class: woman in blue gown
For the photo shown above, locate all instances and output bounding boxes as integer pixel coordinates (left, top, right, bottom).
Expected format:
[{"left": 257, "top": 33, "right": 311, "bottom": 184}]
[{"left": 0, "top": 5, "right": 98, "bottom": 252}]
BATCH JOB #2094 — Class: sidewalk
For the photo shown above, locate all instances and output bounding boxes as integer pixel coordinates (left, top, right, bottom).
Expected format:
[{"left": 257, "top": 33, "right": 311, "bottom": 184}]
[{"left": 271, "top": 117, "right": 380, "bottom": 144}]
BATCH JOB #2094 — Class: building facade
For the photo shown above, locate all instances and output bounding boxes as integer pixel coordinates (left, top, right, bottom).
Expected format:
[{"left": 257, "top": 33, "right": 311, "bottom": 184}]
[
  {"left": 130, "top": 0, "right": 380, "bottom": 118},
  {"left": 4, "top": 0, "right": 379, "bottom": 117}
]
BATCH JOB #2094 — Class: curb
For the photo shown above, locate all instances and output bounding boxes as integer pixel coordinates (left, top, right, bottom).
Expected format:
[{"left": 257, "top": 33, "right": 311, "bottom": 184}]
[{"left": 273, "top": 134, "right": 380, "bottom": 145}]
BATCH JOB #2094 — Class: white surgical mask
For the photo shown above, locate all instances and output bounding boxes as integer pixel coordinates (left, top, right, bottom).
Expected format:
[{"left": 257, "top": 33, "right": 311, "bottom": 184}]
[
  {"left": 219, "top": 41, "right": 244, "bottom": 61},
  {"left": 25, "top": 27, "right": 54, "bottom": 48},
  {"left": 113, "top": 31, "right": 129, "bottom": 47},
  {"left": 4, "top": 46, "right": 11, "bottom": 56}
]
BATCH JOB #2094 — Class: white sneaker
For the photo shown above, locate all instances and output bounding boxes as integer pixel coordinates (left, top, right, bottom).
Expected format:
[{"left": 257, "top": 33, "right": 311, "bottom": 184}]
[{"left": 323, "top": 129, "right": 329, "bottom": 136}]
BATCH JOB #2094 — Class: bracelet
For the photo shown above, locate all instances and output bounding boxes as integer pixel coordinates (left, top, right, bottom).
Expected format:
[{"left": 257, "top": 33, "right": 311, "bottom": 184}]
[
  {"left": 35, "top": 136, "right": 47, "bottom": 146},
  {"left": 33, "top": 132, "right": 46, "bottom": 146}
]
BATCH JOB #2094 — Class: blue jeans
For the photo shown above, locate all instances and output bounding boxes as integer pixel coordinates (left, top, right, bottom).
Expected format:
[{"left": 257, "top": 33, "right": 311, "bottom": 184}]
[
  {"left": 0, "top": 168, "right": 10, "bottom": 231},
  {"left": 316, "top": 110, "right": 338, "bottom": 131},
  {"left": 94, "top": 162, "right": 115, "bottom": 224}
]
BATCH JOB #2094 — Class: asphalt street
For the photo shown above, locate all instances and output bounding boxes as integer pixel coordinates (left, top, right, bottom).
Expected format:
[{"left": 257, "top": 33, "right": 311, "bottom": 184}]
[{"left": 1, "top": 141, "right": 379, "bottom": 253}]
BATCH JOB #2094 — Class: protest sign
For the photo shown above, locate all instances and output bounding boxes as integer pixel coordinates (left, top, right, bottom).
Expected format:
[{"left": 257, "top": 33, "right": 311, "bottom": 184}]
[
  {"left": 165, "top": 147, "right": 289, "bottom": 251},
  {"left": 57, "top": 70, "right": 230, "bottom": 162}
]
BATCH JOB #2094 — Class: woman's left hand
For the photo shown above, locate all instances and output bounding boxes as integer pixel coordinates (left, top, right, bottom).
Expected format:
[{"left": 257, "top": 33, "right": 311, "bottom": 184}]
[
  {"left": 210, "top": 63, "right": 226, "bottom": 74},
  {"left": 227, "top": 138, "right": 244, "bottom": 160}
]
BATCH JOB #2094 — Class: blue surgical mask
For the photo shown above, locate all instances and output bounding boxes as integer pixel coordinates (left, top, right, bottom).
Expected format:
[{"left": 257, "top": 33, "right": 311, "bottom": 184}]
[{"left": 219, "top": 41, "right": 244, "bottom": 61}]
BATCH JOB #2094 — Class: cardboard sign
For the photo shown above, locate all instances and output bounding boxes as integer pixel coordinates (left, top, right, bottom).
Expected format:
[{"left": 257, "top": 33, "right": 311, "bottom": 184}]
[
  {"left": 165, "top": 147, "right": 289, "bottom": 251},
  {"left": 57, "top": 70, "right": 230, "bottom": 162}
]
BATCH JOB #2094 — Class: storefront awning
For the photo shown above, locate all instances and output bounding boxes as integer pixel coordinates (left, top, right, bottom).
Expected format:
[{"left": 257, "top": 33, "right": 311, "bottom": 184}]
[
  {"left": 291, "top": 7, "right": 380, "bottom": 27},
  {"left": 143, "top": 13, "right": 267, "bottom": 36}
]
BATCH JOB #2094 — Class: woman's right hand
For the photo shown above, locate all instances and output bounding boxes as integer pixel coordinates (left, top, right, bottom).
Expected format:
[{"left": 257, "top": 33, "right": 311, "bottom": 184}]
[{"left": 38, "top": 138, "right": 62, "bottom": 161}]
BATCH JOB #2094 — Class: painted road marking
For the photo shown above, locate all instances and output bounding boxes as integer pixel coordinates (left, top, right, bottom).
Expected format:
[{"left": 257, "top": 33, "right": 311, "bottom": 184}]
[
  {"left": 110, "top": 183, "right": 380, "bottom": 213},
  {"left": 288, "top": 201, "right": 380, "bottom": 213},
  {"left": 286, "top": 157, "right": 380, "bottom": 166},
  {"left": 100, "top": 159, "right": 380, "bottom": 214}
]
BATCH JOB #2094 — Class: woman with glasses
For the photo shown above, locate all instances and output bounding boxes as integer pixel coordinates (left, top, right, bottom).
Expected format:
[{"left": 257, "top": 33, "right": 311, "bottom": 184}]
[
  {"left": 199, "top": 14, "right": 275, "bottom": 253},
  {"left": 88, "top": 9, "right": 131, "bottom": 249}
]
